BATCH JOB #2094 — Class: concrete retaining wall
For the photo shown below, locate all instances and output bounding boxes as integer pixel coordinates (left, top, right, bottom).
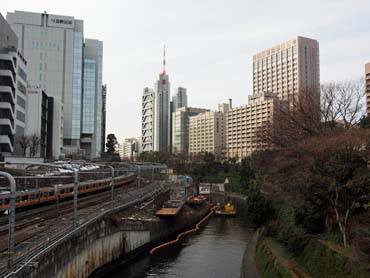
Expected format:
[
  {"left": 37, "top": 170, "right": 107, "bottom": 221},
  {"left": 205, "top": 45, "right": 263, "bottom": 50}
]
[{"left": 12, "top": 193, "right": 209, "bottom": 278}]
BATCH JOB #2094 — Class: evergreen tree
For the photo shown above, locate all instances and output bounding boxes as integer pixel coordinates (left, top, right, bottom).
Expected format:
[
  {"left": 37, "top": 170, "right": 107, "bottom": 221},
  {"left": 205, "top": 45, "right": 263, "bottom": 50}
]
[{"left": 106, "top": 133, "right": 117, "bottom": 154}]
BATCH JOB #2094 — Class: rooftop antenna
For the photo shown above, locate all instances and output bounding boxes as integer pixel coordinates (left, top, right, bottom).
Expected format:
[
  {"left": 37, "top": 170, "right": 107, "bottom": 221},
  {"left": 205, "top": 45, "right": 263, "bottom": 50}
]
[{"left": 163, "top": 45, "right": 166, "bottom": 73}]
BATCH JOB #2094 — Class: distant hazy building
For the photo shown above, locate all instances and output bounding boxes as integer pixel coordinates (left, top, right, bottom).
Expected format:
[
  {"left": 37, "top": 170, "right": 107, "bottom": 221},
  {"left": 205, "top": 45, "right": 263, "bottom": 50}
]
[
  {"left": 101, "top": 84, "right": 107, "bottom": 154},
  {"left": 0, "top": 13, "right": 19, "bottom": 155},
  {"left": 253, "top": 36, "right": 320, "bottom": 106},
  {"left": 172, "top": 107, "right": 209, "bottom": 153},
  {"left": 189, "top": 104, "right": 230, "bottom": 157},
  {"left": 172, "top": 87, "right": 187, "bottom": 110},
  {"left": 142, "top": 87, "right": 155, "bottom": 152},
  {"left": 117, "top": 142, "right": 123, "bottom": 159},
  {"left": 227, "top": 92, "right": 281, "bottom": 159},
  {"left": 80, "top": 39, "right": 103, "bottom": 159},
  {"left": 366, "top": 63, "right": 370, "bottom": 116},
  {"left": 136, "top": 137, "right": 142, "bottom": 155},
  {"left": 122, "top": 137, "right": 140, "bottom": 160}
]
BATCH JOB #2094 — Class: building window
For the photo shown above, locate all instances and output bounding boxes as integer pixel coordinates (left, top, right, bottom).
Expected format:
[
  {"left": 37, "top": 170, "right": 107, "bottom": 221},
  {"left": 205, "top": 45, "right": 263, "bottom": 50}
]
[
  {"left": 16, "top": 96, "right": 26, "bottom": 109},
  {"left": 16, "top": 110, "right": 25, "bottom": 122}
]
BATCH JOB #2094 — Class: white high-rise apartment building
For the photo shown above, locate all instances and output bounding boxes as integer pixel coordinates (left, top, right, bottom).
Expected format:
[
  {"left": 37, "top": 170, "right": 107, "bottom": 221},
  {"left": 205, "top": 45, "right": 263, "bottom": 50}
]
[
  {"left": 142, "top": 87, "right": 155, "bottom": 152},
  {"left": 227, "top": 92, "right": 281, "bottom": 159},
  {"left": 0, "top": 14, "right": 19, "bottom": 155},
  {"left": 189, "top": 104, "right": 230, "bottom": 157},
  {"left": 253, "top": 36, "right": 320, "bottom": 105}
]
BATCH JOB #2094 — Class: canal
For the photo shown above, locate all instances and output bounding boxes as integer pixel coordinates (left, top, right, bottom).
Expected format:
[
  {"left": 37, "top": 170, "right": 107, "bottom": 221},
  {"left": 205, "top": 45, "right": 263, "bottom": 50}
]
[{"left": 106, "top": 217, "right": 254, "bottom": 278}]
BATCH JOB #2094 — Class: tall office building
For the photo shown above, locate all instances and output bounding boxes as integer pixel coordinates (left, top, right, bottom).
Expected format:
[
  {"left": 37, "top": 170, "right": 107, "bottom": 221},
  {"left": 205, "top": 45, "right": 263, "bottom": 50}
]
[
  {"left": 154, "top": 48, "right": 171, "bottom": 152},
  {"left": 366, "top": 63, "right": 370, "bottom": 116},
  {"left": 253, "top": 36, "right": 320, "bottom": 106},
  {"left": 172, "top": 107, "right": 209, "bottom": 153},
  {"left": 7, "top": 11, "right": 103, "bottom": 158},
  {"left": 80, "top": 39, "right": 103, "bottom": 159},
  {"left": 0, "top": 14, "right": 19, "bottom": 156},
  {"left": 227, "top": 92, "right": 281, "bottom": 159},
  {"left": 142, "top": 87, "right": 155, "bottom": 152},
  {"left": 7, "top": 11, "right": 84, "bottom": 154},
  {"left": 172, "top": 87, "right": 187, "bottom": 110},
  {"left": 101, "top": 84, "right": 107, "bottom": 154}
]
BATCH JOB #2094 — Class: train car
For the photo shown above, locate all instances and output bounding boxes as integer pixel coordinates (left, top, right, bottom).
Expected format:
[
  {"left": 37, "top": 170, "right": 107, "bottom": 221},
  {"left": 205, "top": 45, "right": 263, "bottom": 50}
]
[{"left": 0, "top": 172, "right": 137, "bottom": 211}]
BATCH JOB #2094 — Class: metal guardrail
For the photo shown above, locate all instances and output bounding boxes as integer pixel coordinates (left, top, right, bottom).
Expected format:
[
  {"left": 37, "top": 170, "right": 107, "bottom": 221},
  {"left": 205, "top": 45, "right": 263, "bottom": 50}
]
[{"left": 3, "top": 182, "right": 168, "bottom": 278}]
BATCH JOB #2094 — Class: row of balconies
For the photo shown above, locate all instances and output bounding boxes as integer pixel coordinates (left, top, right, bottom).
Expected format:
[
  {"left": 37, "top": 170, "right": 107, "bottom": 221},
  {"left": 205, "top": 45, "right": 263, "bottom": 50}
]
[{"left": 0, "top": 55, "right": 16, "bottom": 154}]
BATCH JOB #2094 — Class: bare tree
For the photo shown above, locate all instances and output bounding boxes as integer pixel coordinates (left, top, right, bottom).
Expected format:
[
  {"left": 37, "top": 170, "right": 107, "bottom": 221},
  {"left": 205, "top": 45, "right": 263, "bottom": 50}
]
[
  {"left": 321, "top": 78, "right": 365, "bottom": 129},
  {"left": 29, "top": 134, "right": 41, "bottom": 157},
  {"left": 17, "top": 135, "right": 31, "bottom": 156},
  {"left": 256, "top": 90, "right": 322, "bottom": 148},
  {"left": 257, "top": 78, "right": 366, "bottom": 148}
]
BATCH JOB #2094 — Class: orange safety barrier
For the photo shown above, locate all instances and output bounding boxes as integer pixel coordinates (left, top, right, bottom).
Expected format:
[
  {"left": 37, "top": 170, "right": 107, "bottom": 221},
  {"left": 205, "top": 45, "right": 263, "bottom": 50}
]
[{"left": 150, "top": 206, "right": 216, "bottom": 255}]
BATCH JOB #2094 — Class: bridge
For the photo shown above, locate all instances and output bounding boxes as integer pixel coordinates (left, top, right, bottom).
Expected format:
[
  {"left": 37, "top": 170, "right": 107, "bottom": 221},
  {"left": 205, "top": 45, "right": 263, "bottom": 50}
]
[{"left": 0, "top": 161, "right": 169, "bottom": 277}]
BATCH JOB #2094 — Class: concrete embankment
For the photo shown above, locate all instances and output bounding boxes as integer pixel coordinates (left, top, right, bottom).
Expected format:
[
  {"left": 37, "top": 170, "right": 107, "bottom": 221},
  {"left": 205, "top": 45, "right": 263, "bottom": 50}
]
[
  {"left": 90, "top": 202, "right": 211, "bottom": 277},
  {"left": 8, "top": 187, "right": 169, "bottom": 278},
  {"left": 9, "top": 186, "right": 210, "bottom": 278},
  {"left": 240, "top": 229, "right": 260, "bottom": 278}
]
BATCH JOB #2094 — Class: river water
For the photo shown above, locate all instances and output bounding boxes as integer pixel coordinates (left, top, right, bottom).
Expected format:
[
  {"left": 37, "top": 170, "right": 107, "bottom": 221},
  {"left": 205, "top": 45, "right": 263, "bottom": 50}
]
[{"left": 107, "top": 217, "right": 254, "bottom": 278}]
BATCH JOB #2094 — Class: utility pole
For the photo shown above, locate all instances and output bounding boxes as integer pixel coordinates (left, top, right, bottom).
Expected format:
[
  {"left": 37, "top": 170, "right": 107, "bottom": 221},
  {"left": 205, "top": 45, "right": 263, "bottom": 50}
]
[
  {"left": 0, "top": 171, "right": 16, "bottom": 270},
  {"left": 110, "top": 166, "right": 115, "bottom": 206},
  {"left": 54, "top": 184, "right": 59, "bottom": 217},
  {"left": 73, "top": 169, "right": 79, "bottom": 227}
]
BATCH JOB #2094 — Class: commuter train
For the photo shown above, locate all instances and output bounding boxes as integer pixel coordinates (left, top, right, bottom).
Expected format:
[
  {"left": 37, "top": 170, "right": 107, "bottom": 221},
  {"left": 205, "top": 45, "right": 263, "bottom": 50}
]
[{"left": 0, "top": 173, "right": 136, "bottom": 211}]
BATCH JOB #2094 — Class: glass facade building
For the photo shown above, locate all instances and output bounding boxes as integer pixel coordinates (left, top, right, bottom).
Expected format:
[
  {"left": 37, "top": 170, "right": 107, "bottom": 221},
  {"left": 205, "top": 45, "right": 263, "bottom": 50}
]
[
  {"left": 81, "top": 39, "right": 103, "bottom": 158},
  {"left": 82, "top": 59, "right": 96, "bottom": 134},
  {"left": 7, "top": 11, "right": 104, "bottom": 158},
  {"left": 71, "top": 31, "right": 83, "bottom": 140},
  {"left": 94, "top": 43, "right": 103, "bottom": 157}
]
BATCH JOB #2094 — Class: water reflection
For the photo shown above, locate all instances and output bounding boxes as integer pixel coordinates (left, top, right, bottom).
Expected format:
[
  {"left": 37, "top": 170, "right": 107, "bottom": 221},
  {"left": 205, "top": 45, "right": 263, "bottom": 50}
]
[{"left": 106, "top": 217, "right": 254, "bottom": 278}]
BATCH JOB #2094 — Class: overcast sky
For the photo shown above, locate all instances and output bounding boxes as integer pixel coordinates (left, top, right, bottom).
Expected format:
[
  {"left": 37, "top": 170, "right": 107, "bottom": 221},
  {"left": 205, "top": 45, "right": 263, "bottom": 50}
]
[{"left": 1, "top": 0, "right": 370, "bottom": 142}]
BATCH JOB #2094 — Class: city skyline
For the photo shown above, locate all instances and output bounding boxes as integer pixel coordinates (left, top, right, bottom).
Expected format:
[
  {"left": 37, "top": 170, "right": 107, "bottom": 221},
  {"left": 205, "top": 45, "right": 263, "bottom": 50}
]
[{"left": 2, "top": 0, "right": 370, "bottom": 141}]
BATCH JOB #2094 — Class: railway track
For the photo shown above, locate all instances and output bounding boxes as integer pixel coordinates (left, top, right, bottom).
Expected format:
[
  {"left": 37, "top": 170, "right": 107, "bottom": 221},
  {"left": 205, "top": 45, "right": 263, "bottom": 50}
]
[
  {"left": 0, "top": 179, "right": 140, "bottom": 252},
  {"left": 0, "top": 181, "right": 167, "bottom": 276},
  {"left": 0, "top": 180, "right": 138, "bottom": 231}
]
